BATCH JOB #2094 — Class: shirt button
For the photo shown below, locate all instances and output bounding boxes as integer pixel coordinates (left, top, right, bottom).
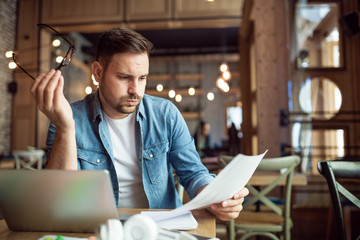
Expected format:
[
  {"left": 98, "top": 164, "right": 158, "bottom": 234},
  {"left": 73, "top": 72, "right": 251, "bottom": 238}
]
[
  {"left": 149, "top": 154, "right": 153, "bottom": 158},
  {"left": 96, "top": 159, "right": 100, "bottom": 163}
]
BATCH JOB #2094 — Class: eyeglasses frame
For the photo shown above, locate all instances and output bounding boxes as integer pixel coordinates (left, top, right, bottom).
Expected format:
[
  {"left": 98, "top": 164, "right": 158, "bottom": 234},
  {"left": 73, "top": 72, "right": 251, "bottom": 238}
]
[{"left": 12, "top": 23, "right": 76, "bottom": 80}]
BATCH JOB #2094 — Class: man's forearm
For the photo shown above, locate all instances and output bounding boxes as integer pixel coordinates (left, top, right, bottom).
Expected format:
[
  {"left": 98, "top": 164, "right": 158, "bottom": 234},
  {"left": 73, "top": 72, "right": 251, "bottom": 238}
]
[{"left": 45, "top": 126, "right": 77, "bottom": 170}]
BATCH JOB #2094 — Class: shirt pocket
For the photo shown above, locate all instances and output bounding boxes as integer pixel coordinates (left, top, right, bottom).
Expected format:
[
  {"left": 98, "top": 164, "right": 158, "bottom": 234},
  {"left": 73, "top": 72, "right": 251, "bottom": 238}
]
[
  {"left": 77, "top": 148, "right": 107, "bottom": 169},
  {"left": 143, "top": 140, "right": 169, "bottom": 184}
]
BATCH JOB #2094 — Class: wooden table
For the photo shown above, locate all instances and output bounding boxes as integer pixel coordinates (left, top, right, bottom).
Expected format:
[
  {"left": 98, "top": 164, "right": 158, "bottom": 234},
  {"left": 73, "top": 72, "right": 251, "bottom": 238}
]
[
  {"left": 0, "top": 209, "right": 215, "bottom": 240},
  {"left": 249, "top": 172, "right": 307, "bottom": 186}
]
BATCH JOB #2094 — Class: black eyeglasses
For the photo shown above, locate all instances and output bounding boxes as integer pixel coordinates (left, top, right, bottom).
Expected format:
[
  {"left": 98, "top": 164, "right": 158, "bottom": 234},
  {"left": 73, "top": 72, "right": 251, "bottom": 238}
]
[{"left": 12, "top": 23, "right": 76, "bottom": 80}]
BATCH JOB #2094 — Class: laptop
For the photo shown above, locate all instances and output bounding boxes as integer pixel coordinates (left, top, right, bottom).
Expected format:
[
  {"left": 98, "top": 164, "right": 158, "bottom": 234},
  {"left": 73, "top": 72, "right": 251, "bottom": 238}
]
[{"left": 0, "top": 169, "right": 118, "bottom": 233}]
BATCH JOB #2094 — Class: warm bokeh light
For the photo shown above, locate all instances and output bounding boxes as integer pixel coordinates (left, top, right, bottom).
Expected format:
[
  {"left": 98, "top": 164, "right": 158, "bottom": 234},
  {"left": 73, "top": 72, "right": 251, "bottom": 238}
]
[
  {"left": 85, "top": 86, "right": 93, "bottom": 95},
  {"left": 207, "top": 92, "right": 215, "bottom": 101},
  {"left": 5, "top": 51, "right": 13, "bottom": 58},
  {"left": 91, "top": 74, "right": 99, "bottom": 86},
  {"left": 55, "top": 56, "right": 63, "bottom": 63},
  {"left": 52, "top": 39, "right": 61, "bottom": 47},
  {"left": 216, "top": 76, "right": 230, "bottom": 92},
  {"left": 188, "top": 87, "right": 196, "bottom": 96},
  {"left": 8, "top": 61, "right": 16, "bottom": 69},
  {"left": 219, "top": 62, "right": 229, "bottom": 72},
  {"left": 175, "top": 94, "right": 182, "bottom": 102},
  {"left": 168, "top": 90, "right": 176, "bottom": 98},
  {"left": 222, "top": 70, "right": 232, "bottom": 81},
  {"left": 156, "top": 84, "right": 164, "bottom": 92}
]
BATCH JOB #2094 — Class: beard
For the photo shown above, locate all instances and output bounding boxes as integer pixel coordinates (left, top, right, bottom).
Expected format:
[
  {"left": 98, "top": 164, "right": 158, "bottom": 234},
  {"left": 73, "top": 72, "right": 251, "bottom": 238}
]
[{"left": 100, "top": 76, "right": 143, "bottom": 115}]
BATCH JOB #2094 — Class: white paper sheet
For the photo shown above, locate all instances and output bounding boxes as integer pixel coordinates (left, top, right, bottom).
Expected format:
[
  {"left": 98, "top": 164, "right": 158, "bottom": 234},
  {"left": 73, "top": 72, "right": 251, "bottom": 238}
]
[
  {"left": 171, "top": 151, "right": 267, "bottom": 214},
  {"left": 142, "top": 151, "right": 267, "bottom": 229},
  {"left": 141, "top": 210, "right": 198, "bottom": 230}
]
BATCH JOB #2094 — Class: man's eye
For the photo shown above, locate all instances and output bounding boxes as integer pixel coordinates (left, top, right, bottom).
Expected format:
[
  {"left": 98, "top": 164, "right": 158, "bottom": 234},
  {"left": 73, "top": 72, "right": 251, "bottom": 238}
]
[
  {"left": 140, "top": 76, "right": 147, "bottom": 81},
  {"left": 119, "top": 75, "right": 129, "bottom": 80}
]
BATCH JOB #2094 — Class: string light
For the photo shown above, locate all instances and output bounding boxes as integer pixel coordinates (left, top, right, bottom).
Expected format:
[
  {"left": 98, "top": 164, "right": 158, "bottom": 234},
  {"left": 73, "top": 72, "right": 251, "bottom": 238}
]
[
  {"left": 188, "top": 87, "right": 196, "bottom": 96},
  {"left": 91, "top": 74, "right": 99, "bottom": 86},
  {"left": 55, "top": 56, "right": 63, "bottom": 63},
  {"left": 5, "top": 51, "right": 13, "bottom": 58},
  {"left": 207, "top": 92, "right": 215, "bottom": 101},
  {"left": 216, "top": 62, "right": 231, "bottom": 92},
  {"left": 175, "top": 94, "right": 182, "bottom": 102},
  {"left": 156, "top": 84, "right": 164, "bottom": 92},
  {"left": 85, "top": 86, "right": 92, "bottom": 95},
  {"left": 222, "top": 70, "right": 232, "bottom": 81},
  {"left": 8, "top": 61, "right": 16, "bottom": 69},
  {"left": 52, "top": 39, "right": 61, "bottom": 47},
  {"left": 219, "top": 62, "right": 229, "bottom": 72},
  {"left": 216, "top": 76, "right": 230, "bottom": 92},
  {"left": 168, "top": 90, "right": 176, "bottom": 98}
]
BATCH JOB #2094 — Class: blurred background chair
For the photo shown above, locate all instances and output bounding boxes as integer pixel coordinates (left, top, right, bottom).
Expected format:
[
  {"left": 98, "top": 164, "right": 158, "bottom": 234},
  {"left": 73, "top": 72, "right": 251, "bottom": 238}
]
[
  {"left": 12, "top": 149, "right": 45, "bottom": 170},
  {"left": 218, "top": 155, "right": 300, "bottom": 240},
  {"left": 317, "top": 160, "right": 360, "bottom": 240}
]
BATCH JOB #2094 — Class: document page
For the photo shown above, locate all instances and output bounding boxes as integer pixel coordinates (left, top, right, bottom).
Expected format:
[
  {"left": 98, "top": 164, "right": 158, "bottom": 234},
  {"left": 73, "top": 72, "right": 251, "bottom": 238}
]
[
  {"left": 143, "top": 151, "right": 267, "bottom": 229},
  {"left": 171, "top": 151, "right": 267, "bottom": 214}
]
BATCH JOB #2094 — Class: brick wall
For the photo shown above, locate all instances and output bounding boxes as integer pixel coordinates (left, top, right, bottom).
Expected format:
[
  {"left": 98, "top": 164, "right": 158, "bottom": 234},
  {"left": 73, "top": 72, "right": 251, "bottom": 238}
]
[{"left": 0, "top": 0, "right": 17, "bottom": 155}]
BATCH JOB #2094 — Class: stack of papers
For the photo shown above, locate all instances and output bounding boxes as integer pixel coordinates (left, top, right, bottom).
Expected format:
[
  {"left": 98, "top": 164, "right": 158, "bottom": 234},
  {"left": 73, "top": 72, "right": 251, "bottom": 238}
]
[
  {"left": 141, "top": 210, "right": 197, "bottom": 230},
  {"left": 143, "top": 151, "right": 267, "bottom": 230}
]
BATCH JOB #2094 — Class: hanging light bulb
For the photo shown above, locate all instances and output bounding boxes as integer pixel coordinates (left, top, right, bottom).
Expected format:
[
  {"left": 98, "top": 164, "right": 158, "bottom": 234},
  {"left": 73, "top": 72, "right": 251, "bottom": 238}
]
[
  {"left": 91, "top": 74, "right": 99, "bottom": 86},
  {"left": 156, "top": 84, "right": 164, "bottom": 92},
  {"left": 207, "top": 92, "right": 215, "bottom": 101},
  {"left": 219, "top": 62, "right": 229, "bottom": 72},
  {"left": 216, "top": 76, "right": 230, "bottom": 92},
  {"left": 5, "top": 51, "right": 14, "bottom": 58},
  {"left": 52, "top": 39, "right": 61, "bottom": 47},
  {"left": 175, "top": 94, "right": 182, "bottom": 102},
  {"left": 222, "top": 70, "right": 232, "bottom": 81},
  {"left": 85, "top": 86, "right": 93, "bottom": 95},
  {"left": 168, "top": 90, "right": 176, "bottom": 98},
  {"left": 216, "top": 77, "right": 225, "bottom": 88},
  {"left": 188, "top": 87, "right": 196, "bottom": 96},
  {"left": 8, "top": 61, "right": 16, "bottom": 69},
  {"left": 55, "top": 56, "right": 63, "bottom": 63},
  {"left": 222, "top": 82, "right": 230, "bottom": 92}
]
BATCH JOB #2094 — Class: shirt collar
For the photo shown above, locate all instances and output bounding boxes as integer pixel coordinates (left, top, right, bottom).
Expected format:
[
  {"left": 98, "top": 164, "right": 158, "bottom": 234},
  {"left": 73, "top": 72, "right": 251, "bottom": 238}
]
[{"left": 90, "top": 90, "right": 103, "bottom": 122}]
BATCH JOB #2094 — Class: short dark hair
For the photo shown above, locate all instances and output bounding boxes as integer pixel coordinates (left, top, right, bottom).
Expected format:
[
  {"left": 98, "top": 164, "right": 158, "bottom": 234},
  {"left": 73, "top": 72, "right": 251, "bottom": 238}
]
[{"left": 96, "top": 28, "right": 153, "bottom": 69}]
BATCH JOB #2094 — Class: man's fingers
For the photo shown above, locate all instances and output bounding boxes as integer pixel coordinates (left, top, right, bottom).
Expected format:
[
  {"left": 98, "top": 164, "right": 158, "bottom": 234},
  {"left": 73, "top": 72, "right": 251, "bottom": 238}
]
[
  {"left": 34, "top": 69, "right": 57, "bottom": 108},
  {"left": 43, "top": 71, "right": 62, "bottom": 111},
  {"left": 30, "top": 73, "right": 46, "bottom": 94}
]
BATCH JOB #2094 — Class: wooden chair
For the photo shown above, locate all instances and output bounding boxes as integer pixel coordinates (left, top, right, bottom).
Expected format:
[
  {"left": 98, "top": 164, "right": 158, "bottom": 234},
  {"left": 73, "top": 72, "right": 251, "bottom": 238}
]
[
  {"left": 317, "top": 160, "right": 360, "bottom": 240},
  {"left": 12, "top": 149, "right": 45, "bottom": 170},
  {"left": 218, "top": 155, "right": 300, "bottom": 240}
]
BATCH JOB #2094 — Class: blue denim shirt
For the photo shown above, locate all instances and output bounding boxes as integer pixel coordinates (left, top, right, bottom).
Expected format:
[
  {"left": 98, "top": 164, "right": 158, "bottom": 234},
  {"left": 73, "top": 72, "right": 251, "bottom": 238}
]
[{"left": 46, "top": 91, "right": 215, "bottom": 209}]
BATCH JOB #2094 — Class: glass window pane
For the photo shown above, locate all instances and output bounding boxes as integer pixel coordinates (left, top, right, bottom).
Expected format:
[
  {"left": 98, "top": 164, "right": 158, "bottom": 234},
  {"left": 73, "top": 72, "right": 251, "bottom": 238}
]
[{"left": 295, "top": 2, "right": 342, "bottom": 68}]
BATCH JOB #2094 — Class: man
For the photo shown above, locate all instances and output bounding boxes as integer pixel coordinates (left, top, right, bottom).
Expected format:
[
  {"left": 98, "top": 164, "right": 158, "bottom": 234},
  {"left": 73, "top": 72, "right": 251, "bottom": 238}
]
[{"left": 31, "top": 28, "right": 248, "bottom": 221}]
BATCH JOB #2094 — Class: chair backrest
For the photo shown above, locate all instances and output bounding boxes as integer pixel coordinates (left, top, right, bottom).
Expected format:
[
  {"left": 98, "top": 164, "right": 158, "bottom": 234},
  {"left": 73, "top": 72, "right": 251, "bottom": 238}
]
[
  {"left": 317, "top": 160, "right": 360, "bottom": 240},
  {"left": 12, "top": 150, "right": 45, "bottom": 170},
  {"left": 218, "top": 155, "right": 300, "bottom": 216}
]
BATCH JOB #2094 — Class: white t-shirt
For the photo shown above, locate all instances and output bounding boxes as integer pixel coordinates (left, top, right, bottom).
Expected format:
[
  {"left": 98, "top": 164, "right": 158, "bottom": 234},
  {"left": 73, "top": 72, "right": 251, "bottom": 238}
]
[{"left": 103, "top": 112, "right": 148, "bottom": 208}]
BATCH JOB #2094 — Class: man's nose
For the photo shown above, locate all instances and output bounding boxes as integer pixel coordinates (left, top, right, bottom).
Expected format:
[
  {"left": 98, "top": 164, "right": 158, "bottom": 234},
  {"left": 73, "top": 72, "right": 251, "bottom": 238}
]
[{"left": 128, "top": 80, "right": 138, "bottom": 94}]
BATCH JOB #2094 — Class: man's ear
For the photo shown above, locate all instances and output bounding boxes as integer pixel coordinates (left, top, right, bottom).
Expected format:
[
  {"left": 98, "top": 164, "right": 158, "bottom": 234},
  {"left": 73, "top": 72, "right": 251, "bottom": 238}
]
[{"left": 91, "top": 61, "right": 103, "bottom": 83}]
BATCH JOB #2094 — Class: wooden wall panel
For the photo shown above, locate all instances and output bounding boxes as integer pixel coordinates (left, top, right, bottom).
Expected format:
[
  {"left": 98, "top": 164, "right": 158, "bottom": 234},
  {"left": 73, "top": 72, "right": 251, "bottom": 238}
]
[
  {"left": 41, "top": 0, "right": 123, "bottom": 25},
  {"left": 253, "top": 0, "right": 281, "bottom": 156},
  {"left": 126, "top": 0, "right": 171, "bottom": 21},
  {"left": 12, "top": 0, "right": 40, "bottom": 151},
  {"left": 175, "top": 0, "right": 243, "bottom": 19}
]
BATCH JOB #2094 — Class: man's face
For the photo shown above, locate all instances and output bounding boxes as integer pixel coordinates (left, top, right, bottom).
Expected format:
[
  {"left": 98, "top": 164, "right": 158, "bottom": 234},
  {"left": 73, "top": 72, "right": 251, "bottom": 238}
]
[{"left": 95, "top": 52, "right": 149, "bottom": 119}]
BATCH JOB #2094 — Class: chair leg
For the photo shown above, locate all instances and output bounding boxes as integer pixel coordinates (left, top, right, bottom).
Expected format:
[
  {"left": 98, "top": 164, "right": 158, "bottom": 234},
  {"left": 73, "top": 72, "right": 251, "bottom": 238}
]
[{"left": 228, "top": 219, "right": 236, "bottom": 240}]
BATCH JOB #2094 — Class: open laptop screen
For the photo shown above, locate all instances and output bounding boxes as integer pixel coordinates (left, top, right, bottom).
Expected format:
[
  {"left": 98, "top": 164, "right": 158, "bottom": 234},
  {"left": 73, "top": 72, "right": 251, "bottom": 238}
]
[{"left": 0, "top": 170, "right": 118, "bottom": 233}]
